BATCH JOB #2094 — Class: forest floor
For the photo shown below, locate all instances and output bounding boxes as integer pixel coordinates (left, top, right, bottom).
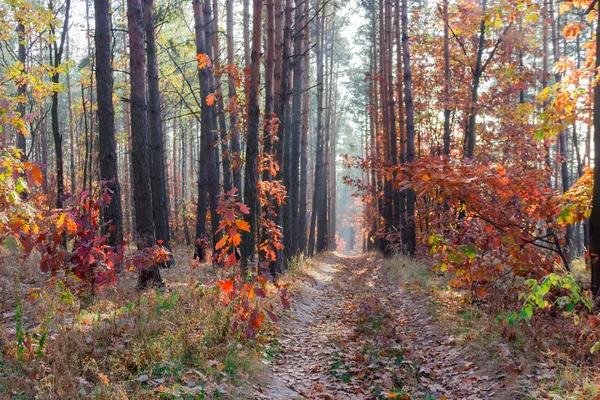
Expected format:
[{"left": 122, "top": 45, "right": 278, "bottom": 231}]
[
  {"left": 252, "top": 253, "right": 584, "bottom": 400},
  {"left": 1, "top": 250, "right": 598, "bottom": 399}
]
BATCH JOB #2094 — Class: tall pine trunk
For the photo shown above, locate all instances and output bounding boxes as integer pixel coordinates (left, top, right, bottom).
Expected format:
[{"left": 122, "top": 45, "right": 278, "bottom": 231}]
[
  {"left": 241, "top": 0, "right": 263, "bottom": 266},
  {"left": 144, "top": 0, "right": 171, "bottom": 254},
  {"left": 290, "top": 0, "right": 304, "bottom": 256},
  {"left": 401, "top": 0, "right": 415, "bottom": 255},
  {"left": 127, "top": 0, "right": 162, "bottom": 287},
  {"left": 298, "top": 0, "right": 310, "bottom": 254},
  {"left": 95, "top": 0, "right": 123, "bottom": 247}
]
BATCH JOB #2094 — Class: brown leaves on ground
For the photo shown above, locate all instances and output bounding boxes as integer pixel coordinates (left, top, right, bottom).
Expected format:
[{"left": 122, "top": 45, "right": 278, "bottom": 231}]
[{"left": 257, "top": 253, "right": 514, "bottom": 399}]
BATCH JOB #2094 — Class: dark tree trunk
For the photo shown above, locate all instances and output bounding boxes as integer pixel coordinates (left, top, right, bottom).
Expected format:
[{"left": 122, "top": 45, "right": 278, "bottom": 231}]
[
  {"left": 240, "top": 0, "right": 263, "bottom": 267},
  {"left": 464, "top": 0, "right": 487, "bottom": 160},
  {"left": 182, "top": 119, "right": 192, "bottom": 245},
  {"left": 128, "top": 0, "right": 162, "bottom": 288},
  {"left": 278, "top": 0, "right": 292, "bottom": 267},
  {"left": 203, "top": 0, "right": 222, "bottom": 251},
  {"left": 95, "top": 0, "right": 124, "bottom": 247},
  {"left": 442, "top": 0, "right": 451, "bottom": 157},
  {"left": 401, "top": 0, "right": 415, "bottom": 256},
  {"left": 144, "top": 0, "right": 171, "bottom": 254},
  {"left": 309, "top": 0, "right": 325, "bottom": 256},
  {"left": 591, "top": 9, "right": 600, "bottom": 294},
  {"left": 16, "top": 22, "right": 27, "bottom": 158},
  {"left": 290, "top": 0, "right": 304, "bottom": 257},
  {"left": 212, "top": 0, "right": 232, "bottom": 194},
  {"left": 48, "top": 0, "right": 71, "bottom": 210},
  {"left": 226, "top": 0, "right": 242, "bottom": 195},
  {"left": 193, "top": 0, "right": 220, "bottom": 261},
  {"left": 223, "top": 0, "right": 241, "bottom": 195},
  {"left": 298, "top": 0, "right": 309, "bottom": 254}
]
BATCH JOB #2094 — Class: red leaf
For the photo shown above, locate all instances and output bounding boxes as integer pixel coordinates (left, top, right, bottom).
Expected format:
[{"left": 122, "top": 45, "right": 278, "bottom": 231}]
[{"left": 216, "top": 279, "right": 234, "bottom": 295}]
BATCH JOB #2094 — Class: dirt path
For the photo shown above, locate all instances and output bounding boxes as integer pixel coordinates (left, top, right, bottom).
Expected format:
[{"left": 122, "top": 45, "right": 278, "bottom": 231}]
[{"left": 252, "top": 253, "right": 511, "bottom": 400}]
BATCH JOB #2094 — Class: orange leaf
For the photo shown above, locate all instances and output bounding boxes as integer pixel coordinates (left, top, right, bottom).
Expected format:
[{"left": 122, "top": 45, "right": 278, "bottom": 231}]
[
  {"left": 216, "top": 279, "right": 234, "bottom": 295},
  {"left": 251, "top": 310, "right": 264, "bottom": 329},
  {"left": 206, "top": 93, "right": 215, "bottom": 106},
  {"left": 232, "top": 233, "right": 241, "bottom": 246},
  {"left": 195, "top": 53, "right": 211, "bottom": 69},
  {"left": 235, "top": 219, "right": 250, "bottom": 232},
  {"left": 215, "top": 236, "right": 228, "bottom": 250}
]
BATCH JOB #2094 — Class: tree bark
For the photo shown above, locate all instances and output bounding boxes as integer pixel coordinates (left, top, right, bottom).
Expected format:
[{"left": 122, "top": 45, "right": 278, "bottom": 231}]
[
  {"left": 401, "top": 0, "right": 415, "bottom": 256},
  {"left": 212, "top": 0, "right": 232, "bottom": 194},
  {"left": 442, "top": 0, "right": 451, "bottom": 157},
  {"left": 16, "top": 22, "right": 27, "bottom": 158},
  {"left": 290, "top": 0, "right": 304, "bottom": 256},
  {"left": 127, "top": 0, "right": 162, "bottom": 288},
  {"left": 95, "top": 0, "right": 124, "bottom": 247},
  {"left": 226, "top": 0, "right": 242, "bottom": 195},
  {"left": 309, "top": 0, "right": 325, "bottom": 256},
  {"left": 48, "top": 0, "right": 71, "bottom": 210},
  {"left": 298, "top": 0, "right": 310, "bottom": 254},
  {"left": 240, "top": 0, "right": 263, "bottom": 267},
  {"left": 590, "top": 8, "right": 600, "bottom": 294},
  {"left": 144, "top": 0, "right": 171, "bottom": 254}
]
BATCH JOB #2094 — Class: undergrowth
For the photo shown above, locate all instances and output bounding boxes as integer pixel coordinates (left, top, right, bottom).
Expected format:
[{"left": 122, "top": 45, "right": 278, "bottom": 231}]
[
  {"left": 380, "top": 253, "right": 600, "bottom": 399},
  {"left": 0, "top": 249, "right": 267, "bottom": 399}
]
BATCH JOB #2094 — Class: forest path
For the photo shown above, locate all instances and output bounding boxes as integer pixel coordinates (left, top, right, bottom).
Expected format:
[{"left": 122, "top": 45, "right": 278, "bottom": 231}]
[{"left": 252, "top": 253, "right": 510, "bottom": 400}]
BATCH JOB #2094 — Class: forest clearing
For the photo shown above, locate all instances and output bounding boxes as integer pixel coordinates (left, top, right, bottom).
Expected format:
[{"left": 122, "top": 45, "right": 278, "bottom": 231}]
[{"left": 3, "top": 0, "right": 600, "bottom": 398}]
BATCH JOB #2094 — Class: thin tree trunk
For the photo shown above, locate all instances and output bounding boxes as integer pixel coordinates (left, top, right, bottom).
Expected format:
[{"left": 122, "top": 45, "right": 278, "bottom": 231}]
[
  {"left": 290, "top": 0, "right": 304, "bottom": 256},
  {"left": 590, "top": 8, "right": 600, "bottom": 294},
  {"left": 401, "top": 0, "right": 415, "bottom": 255},
  {"left": 442, "top": 0, "right": 451, "bottom": 157},
  {"left": 226, "top": 0, "right": 242, "bottom": 194},
  {"left": 465, "top": 0, "right": 487, "bottom": 160},
  {"left": 48, "top": 0, "right": 71, "bottom": 210},
  {"left": 16, "top": 23, "right": 27, "bottom": 158},
  {"left": 212, "top": 0, "right": 232, "bottom": 194},
  {"left": 298, "top": 0, "right": 310, "bottom": 254},
  {"left": 309, "top": 0, "right": 325, "bottom": 256}
]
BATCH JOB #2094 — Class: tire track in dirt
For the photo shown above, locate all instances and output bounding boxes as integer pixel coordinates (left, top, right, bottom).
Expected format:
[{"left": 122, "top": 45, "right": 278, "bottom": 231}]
[{"left": 253, "top": 253, "right": 509, "bottom": 399}]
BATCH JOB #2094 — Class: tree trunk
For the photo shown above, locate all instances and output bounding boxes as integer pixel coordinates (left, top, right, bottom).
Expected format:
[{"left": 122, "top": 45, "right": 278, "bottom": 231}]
[
  {"left": 464, "top": 0, "right": 487, "bottom": 160},
  {"left": 127, "top": 0, "right": 162, "bottom": 288},
  {"left": 193, "top": 0, "right": 221, "bottom": 260},
  {"left": 279, "top": 0, "right": 293, "bottom": 266},
  {"left": 590, "top": 9, "right": 600, "bottom": 294},
  {"left": 212, "top": 0, "right": 232, "bottom": 194},
  {"left": 48, "top": 0, "right": 71, "bottom": 210},
  {"left": 309, "top": 0, "right": 325, "bottom": 256},
  {"left": 298, "top": 0, "right": 309, "bottom": 254},
  {"left": 16, "top": 23, "right": 27, "bottom": 158},
  {"left": 401, "top": 0, "right": 415, "bottom": 256},
  {"left": 144, "top": 0, "right": 171, "bottom": 256},
  {"left": 240, "top": 0, "right": 263, "bottom": 267},
  {"left": 442, "top": 0, "right": 451, "bottom": 157},
  {"left": 95, "top": 0, "right": 124, "bottom": 247},
  {"left": 290, "top": 0, "right": 304, "bottom": 257},
  {"left": 226, "top": 0, "right": 242, "bottom": 194}
]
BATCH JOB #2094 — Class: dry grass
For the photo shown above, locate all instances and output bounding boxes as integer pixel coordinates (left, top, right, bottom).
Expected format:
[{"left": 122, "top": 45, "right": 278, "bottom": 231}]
[{"left": 0, "top": 245, "right": 268, "bottom": 399}]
